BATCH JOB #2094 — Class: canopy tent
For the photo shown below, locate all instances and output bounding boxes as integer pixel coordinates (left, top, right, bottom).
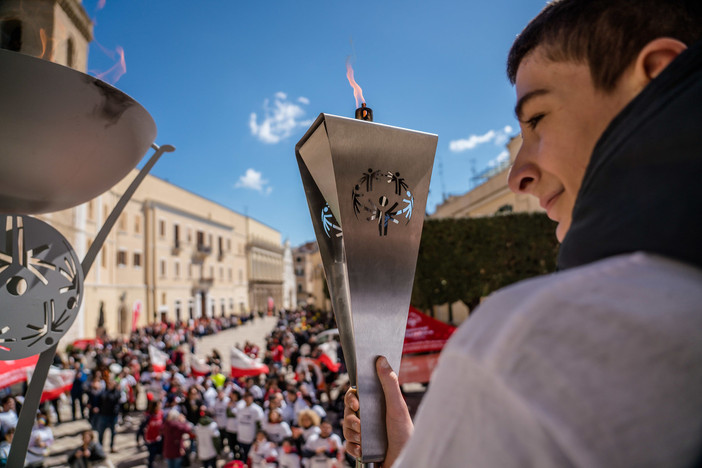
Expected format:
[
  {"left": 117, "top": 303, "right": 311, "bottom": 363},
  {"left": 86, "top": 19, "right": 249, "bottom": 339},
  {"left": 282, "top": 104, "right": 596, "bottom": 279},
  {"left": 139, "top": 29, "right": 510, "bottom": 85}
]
[
  {"left": 399, "top": 307, "right": 457, "bottom": 385},
  {"left": 402, "top": 306, "right": 457, "bottom": 355}
]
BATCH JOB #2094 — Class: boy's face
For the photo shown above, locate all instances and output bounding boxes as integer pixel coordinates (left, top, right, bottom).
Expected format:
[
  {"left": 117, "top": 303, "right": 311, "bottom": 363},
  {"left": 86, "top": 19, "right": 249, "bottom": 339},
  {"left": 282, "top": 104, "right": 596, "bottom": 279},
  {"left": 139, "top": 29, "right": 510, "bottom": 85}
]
[{"left": 509, "top": 46, "right": 637, "bottom": 241}]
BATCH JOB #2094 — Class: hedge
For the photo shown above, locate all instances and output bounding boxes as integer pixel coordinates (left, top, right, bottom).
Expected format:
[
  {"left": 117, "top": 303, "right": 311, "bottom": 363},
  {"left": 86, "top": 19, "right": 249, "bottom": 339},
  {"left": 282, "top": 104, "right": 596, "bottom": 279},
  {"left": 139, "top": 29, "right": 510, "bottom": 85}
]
[{"left": 411, "top": 213, "right": 559, "bottom": 314}]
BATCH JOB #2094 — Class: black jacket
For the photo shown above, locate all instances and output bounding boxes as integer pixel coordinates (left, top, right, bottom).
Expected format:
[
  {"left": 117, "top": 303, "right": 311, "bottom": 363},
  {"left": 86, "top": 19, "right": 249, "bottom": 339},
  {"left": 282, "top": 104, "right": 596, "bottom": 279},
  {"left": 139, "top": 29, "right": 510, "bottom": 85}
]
[{"left": 558, "top": 40, "right": 702, "bottom": 271}]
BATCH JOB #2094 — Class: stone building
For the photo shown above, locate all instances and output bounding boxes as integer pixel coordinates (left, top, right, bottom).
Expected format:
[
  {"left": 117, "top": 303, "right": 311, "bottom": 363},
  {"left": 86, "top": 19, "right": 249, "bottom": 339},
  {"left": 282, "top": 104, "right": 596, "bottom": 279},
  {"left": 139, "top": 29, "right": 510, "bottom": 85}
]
[
  {"left": 432, "top": 135, "right": 544, "bottom": 219},
  {"left": 293, "top": 241, "right": 327, "bottom": 309},
  {"left": 247, "top": 219, "right": 284, "bottom": 314},
  {"left": 0, "top": 0, "right": 92, "bottom": 72},
  {"left": 38, "top": 171, "right": 283, "bottom": 341}
]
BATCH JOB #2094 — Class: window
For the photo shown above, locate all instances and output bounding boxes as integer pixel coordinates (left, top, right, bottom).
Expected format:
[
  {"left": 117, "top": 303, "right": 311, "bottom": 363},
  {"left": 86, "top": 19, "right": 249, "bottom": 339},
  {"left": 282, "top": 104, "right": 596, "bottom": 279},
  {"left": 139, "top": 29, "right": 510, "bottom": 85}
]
[
  {"left": 187, "top": 227, "right": 192, "bottom": 243},
  {"left": 175, "top": 300, "right": 182, "bottom": 322},
  {"left": 117, "top": 250, "right": 127, "bottom": 266},
  {"left": 0, "top": 20, "right": 22, "bottom": 52},
  {"left": 218, "top": 236, "right": 224, "bottom": 257},
  {"left": 188, "top": 264, "right": 193, "bottom": 278},
  {"left": 209, "top": 266, "right": 214, "bottom": 278},
  {"left": 174, "top": 224, "right": 180, "bottom": 248},
  {"left": 227, "top": 239, "right": 231, "bottom": 251},
  {"left": 197, "top": 230, "right": 205, "bottom": 247},
  {"left": 161, "top": 293, "right": 166, "bottom": 305},
  {"left": 219, "top": 267, "right": 224, "bottom": 279},
  {"left": 134, "top": 215, "right": 141, "bottom": 234},
  {"left": 101, "top": 245, "right": 107, "bottom": 268},
  {"left": 133, "top": 252, "right": 142, "bottom": 267},
  {"left": 174, "top": 262, "right": 180, "bottom": 278},
  {"left": 87, "top": 201, "right": 94, "bottom": 220},
  {"left": 239, "top": 269, "right": 243, "bottom": 283},
  {"left": 160, "top": 259, "right": 166, "bottom": 277},
  {"left": 118, "top": 214, "right": 127, "bottom": 231},
  {"left": 66, "top": 37, "right": 74, "bottom": 68},
  {"left": 159, "top": 220, "right": 166, "bottom": 238},
  {"left": 228, "top": 268, "right": 233, "bottom": 281}
]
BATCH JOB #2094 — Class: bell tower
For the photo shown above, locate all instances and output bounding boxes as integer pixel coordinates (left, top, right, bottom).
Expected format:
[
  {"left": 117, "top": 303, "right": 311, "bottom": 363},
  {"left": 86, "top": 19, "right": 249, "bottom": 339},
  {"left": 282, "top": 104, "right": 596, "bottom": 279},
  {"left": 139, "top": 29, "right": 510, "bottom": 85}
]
[{"left": 0, "top": 0, "right": 93, "bottom": 72}]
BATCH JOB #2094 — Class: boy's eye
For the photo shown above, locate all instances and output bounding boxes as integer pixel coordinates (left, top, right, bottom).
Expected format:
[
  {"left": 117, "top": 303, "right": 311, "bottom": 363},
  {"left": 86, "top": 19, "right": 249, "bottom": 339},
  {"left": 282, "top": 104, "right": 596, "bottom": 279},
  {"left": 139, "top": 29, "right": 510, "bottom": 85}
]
[{"left": 525, "top": 113, "right": 544, "bottom": 130}]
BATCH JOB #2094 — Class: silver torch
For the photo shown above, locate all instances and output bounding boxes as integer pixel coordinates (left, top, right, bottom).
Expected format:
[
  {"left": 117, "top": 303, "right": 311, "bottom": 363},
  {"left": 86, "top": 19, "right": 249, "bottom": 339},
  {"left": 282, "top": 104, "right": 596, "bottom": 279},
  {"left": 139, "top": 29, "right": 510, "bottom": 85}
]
[{"left": 295, "top": 103, "right": 437, "bottom": 466}]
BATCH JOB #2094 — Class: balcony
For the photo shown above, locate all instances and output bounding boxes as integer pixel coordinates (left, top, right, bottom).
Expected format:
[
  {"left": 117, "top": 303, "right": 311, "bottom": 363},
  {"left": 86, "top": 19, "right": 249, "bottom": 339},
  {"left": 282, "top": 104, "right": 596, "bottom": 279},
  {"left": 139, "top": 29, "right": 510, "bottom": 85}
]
[
  {"left": 172, "top": 241, "right": 182, "bottom": 256},
  {"left": 192, "top": 244, "right": 212, "bottom": 262},
  {"left": 195, "top": 277, "right": 214, "bottom": 289}
]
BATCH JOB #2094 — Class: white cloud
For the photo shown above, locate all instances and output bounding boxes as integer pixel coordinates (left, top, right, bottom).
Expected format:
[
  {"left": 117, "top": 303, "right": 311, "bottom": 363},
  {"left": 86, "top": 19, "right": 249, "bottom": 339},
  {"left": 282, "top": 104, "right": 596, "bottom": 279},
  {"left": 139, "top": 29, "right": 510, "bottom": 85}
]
[
  {"left": 235, "top": 168, "right": 273, "bottom": 194},
  {"left": 487, "top": 150, "right": 510, "bottom": 168},
  {"left": 249, "top": 92, "right": 311, "bottom": 144},
  {"left": 449, "top": 125, "right": 514, "bottom": 153}
]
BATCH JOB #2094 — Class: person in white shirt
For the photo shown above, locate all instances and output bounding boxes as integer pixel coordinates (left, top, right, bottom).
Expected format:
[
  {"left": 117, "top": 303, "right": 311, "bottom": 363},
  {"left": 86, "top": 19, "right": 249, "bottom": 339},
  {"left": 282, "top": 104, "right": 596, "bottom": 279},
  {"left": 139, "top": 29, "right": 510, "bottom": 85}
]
[
  {"left": 303, "top": 421, "right": 341, "bottom": 468},
  {"left": 278, "top": 438, "right": 301, "bottom": 468},
  {"left": 212, "top": 389, "right": 230, "bottom": 432},
  {"left": 193, "top": 407, "right": 220, "bottom": 468},
  {"left": 237, "top": 392, "right": 264, "bottom": 461},
  {"left": 281, "top": 389, "right": 308, "bottom": 426},
  {"left": 250, "top": 430, "right": 278, "bottom": 468},
  {"left": 262, "top": 409, "right": 292, "bottom": 445},
  {"left": 224, "top": 392, "right": 244, "bottom": 460},
  {"left": 25, "top": 412, "right": 54, "bottom": 468},
  {"left": 297, "top": 409, "right": 321, "bottom": 443}
]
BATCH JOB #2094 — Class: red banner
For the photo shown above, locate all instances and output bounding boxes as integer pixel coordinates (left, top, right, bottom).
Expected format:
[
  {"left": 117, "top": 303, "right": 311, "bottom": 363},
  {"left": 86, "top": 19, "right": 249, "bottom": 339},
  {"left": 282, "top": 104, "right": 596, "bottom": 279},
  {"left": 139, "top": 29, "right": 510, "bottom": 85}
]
[
  {"left": 403, "top": 306, "right": 456, "bottom": 355},
  {"left": 131, "top": 300, "right": 142, "bottom": 332},
  {"left": 0, "top": 356, "right": 39, "bottom": 389}
]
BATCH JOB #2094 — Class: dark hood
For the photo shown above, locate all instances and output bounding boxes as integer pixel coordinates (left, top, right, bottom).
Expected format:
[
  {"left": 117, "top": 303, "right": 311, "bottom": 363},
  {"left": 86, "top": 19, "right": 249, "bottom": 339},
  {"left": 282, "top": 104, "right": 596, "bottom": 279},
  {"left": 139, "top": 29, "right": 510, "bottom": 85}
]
[{"left": 558, "top": 40, "right": 702, "bottom": 270}]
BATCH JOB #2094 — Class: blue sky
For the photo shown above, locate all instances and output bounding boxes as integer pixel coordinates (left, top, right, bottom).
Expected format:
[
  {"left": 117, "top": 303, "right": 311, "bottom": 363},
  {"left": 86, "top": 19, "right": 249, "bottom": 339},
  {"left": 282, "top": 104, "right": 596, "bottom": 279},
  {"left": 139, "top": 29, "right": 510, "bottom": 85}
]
[{"left": 82, "top": 0, "right": 548, "bottom": 246}]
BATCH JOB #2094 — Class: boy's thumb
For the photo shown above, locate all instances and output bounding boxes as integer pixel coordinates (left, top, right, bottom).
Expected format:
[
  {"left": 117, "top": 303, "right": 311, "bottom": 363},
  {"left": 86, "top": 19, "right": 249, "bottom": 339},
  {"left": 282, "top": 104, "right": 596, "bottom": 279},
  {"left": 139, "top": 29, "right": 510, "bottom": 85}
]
[{"left": 376, "top": 356, "right": 404, "bottom": 414}]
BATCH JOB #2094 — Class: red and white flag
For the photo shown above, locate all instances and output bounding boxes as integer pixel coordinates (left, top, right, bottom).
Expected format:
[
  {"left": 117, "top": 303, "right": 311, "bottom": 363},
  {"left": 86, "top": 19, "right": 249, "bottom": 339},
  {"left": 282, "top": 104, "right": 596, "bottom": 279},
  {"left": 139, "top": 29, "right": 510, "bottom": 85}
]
[
  {"left": 230, "top": 347, "right": 268, "bottom": 378},
  {"left": 149, "top": 345, "right": 169, "bottom": 373},
  {"left": 26, "top": 366, "right": 75, "bottom": 403},
  {"left": 190, "top": 355, "right": 210, "bottom": 377},
  {"left": 317, "top": 341, "right": 340, "bottom": 372}
]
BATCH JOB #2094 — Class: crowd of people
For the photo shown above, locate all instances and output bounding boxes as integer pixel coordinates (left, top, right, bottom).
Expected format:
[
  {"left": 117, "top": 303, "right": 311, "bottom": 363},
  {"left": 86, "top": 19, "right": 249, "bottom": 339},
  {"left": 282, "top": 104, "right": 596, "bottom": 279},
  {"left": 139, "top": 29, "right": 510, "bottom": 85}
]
[{"left": 0, "top": 310, "right": 352, "bottom": 468}]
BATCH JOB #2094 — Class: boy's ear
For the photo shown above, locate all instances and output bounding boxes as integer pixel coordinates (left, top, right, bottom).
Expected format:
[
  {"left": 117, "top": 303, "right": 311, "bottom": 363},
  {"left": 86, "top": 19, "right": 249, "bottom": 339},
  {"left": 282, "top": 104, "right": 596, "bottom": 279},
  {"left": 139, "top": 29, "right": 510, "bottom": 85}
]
[{"left": 631, "top": 38, "right": 687, "bottom": 87}]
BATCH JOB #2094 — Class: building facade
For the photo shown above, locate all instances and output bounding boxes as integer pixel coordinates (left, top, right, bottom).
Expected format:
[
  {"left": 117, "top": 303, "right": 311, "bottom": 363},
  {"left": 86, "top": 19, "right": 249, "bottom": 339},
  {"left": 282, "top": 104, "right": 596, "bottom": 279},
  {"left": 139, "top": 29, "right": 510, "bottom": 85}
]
[
  {"left": 0, "top": 0, "right": 92, "bottom": 73},
  {"left": 37, "top": 170, "right": 284, "bottom": 341},
  {"left": 247, "top": 219, "right": 284, "bottom": 314},
  {"left": 293, "top": 241, "right": 326, "bottom": 309},
  {"left": 432, "top": 136, "right": 544, "bottom": 219}
]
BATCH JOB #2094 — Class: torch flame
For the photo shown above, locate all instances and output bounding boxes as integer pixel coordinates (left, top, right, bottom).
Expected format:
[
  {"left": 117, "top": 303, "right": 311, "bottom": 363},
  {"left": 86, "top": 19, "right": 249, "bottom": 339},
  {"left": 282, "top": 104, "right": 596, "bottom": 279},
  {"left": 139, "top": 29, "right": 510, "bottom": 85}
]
[
  {"left": 345, "top": 58, "right": 365, "bottom": 108},
  {"left": 95, "top": 45, "right": 126, "bottom": 85}
]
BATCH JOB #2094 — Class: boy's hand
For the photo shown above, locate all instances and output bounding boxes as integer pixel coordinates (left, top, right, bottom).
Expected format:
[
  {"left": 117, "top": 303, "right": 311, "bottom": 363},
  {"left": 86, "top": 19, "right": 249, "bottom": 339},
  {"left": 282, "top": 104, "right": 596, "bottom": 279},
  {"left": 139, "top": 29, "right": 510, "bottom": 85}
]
[{"left": 342, "top": 356, "right": 414, "bottom": 467}]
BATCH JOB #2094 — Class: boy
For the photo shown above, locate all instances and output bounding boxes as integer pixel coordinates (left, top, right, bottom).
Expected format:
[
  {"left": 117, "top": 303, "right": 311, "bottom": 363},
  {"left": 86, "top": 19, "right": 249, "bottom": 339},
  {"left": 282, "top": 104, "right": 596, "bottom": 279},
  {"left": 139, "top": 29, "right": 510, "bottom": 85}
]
[{"left": 344, "top": 0, "right": 702, "bottom": 466}]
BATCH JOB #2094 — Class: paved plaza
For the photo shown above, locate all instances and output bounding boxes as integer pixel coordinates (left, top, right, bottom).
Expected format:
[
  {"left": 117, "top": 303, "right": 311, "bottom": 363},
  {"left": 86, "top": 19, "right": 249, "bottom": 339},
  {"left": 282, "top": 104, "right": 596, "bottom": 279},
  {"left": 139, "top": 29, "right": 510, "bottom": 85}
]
[{"left": 42, "top": 316, "right": 278, "bottom": 468}]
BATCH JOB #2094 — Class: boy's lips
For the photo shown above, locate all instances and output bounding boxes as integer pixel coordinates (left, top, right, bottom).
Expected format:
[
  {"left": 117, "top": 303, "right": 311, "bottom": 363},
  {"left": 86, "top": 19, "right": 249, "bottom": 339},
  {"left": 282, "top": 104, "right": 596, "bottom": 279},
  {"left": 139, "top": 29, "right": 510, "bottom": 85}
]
[{"left": 541, "top": 189, "right": 564, "bottom": 217}]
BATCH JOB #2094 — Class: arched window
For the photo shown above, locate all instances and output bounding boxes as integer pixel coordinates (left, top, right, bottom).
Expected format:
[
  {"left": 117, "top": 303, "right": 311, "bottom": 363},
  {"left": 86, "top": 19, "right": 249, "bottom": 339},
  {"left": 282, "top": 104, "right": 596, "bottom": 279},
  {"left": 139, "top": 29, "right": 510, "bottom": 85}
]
[{"left": 0, "top": 19, "right": 22, "bottom": 51}]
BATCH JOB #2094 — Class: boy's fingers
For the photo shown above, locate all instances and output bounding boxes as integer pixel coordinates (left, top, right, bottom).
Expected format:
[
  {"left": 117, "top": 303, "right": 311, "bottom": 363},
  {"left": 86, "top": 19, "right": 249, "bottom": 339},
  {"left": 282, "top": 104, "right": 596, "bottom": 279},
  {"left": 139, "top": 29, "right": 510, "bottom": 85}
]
[{"left": 344, "top": 387, "right": 359, "bottom": 412}]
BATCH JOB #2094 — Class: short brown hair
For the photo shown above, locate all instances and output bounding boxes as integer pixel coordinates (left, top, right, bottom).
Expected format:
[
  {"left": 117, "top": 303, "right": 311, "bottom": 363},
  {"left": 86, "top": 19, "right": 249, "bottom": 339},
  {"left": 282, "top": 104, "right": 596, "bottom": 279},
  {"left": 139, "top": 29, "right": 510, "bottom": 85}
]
[{"left": 507, "top": 0, "right": 702, "bottom": 90}]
